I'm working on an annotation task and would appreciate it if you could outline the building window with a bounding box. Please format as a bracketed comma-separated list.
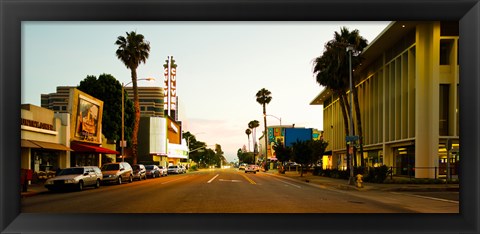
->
[439, 84, 450, 136]
[440, 39, 454, 65]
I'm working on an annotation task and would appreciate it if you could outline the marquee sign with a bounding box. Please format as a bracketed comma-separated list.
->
[163, 56, 177, 119]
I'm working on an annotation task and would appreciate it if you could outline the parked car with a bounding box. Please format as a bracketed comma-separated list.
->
[101, 162, 133, 184]
[132, 164, 147, 181]
[167, 165, 181, 174]
[253, 165, 260, 172]
[44, 166, 102, 191]
[145, 165, 161, 178]
[158, 165, 168, 176]
[245, 164, 257, 174]
[179, 165, 186, 174]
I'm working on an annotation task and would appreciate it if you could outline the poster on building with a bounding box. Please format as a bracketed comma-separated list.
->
[69, 88, 103, 144]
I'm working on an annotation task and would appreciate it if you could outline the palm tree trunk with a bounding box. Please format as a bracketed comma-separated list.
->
[131, 68, 140, 165]
[337, 91, 351, 171]
[344, 92, 358, 167]
[247, 135, 250, 152]
[263, 104, 268, 171]
[352, 84, 365, 168]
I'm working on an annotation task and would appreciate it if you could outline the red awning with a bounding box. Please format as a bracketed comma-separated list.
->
[71, 142, 119, 155]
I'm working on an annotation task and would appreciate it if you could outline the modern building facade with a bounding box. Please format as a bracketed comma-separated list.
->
[41, 86, 164, 117]
[310, 21, 459, 179]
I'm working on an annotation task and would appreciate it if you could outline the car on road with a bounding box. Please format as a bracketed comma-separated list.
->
[158, 165, 168, 176]
[145, 165, 161, 178]
[245, 164, 257, 174]
[239, 163, 247, 170]
[101, 162, 133, 184]
[44, 166, 102, 191]
[167, 165, 181, 174]
[132, 164, 147, 181]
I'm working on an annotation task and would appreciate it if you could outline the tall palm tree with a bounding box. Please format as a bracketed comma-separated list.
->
[115, 31, 151, 165]
[333, 27, 368, 168]
[313, 27, 368, 169]
[256, 88, 272, 170]
[245, 128, 252, 152]
[248, 120, 260, 153]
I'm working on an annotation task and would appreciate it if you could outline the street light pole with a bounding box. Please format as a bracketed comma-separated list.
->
[346, 46, 355, 185]
[121, 77, 155, 162]
[266, 114, 282, 126]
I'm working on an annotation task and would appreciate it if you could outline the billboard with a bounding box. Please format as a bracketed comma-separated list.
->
[284, 128, 313, 147]
[69, 88, 104, 144]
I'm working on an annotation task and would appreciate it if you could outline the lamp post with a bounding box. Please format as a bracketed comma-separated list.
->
[346, 46, 355, 185]
[121, 77, 155, 162]
[266, 114, 282, 126]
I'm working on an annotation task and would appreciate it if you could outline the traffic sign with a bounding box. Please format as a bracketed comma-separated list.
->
[345, 135, 359, 142]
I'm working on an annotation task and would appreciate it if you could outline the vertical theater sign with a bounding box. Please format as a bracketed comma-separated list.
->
[164, 56, 178, 120]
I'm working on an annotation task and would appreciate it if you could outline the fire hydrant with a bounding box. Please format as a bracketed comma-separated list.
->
[356, 174, 363, 188]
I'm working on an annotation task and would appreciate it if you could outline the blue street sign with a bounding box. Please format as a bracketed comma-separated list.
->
[345, 135, 359, 142]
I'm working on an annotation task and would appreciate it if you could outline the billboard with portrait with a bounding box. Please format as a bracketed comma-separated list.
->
[69, 88, 104, 144]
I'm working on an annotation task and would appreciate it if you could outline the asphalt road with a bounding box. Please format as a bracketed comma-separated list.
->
[21, 169, 459, 213]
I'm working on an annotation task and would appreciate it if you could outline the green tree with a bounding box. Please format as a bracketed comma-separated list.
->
[256, 88, 272, 170]
[77, 74, 134, 148]
[291, 140, 313, 177]
[183, 131, 206, 166]
[115, 31, 151, 165]
[310, 139, 329, 167]
[272, 139, 292, 172]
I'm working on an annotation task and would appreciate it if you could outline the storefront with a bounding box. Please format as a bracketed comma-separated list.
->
[67, 88, 118, 167]
[21, 104, 72, 183]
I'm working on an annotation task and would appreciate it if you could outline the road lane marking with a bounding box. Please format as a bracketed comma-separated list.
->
[270, 176, 301, 189]
[390, 192, 459, 204]
[241, 174, 256, 184]
[207, 174, 219, 183]
[219, 179, 241, 183]
[161, 176, 189, 184]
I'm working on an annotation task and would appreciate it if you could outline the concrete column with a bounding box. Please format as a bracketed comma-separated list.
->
[415, 22, 440, 178]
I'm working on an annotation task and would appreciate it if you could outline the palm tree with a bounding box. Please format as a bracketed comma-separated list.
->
[256, 88, 272, 170]
[313, 40, 351, 170]
[313, 27, 368, 169]
[248, 120, 260, 153]
[115, 31, 151, 165]
[333, 27, 368, 168]
[245, 128, 252, 152]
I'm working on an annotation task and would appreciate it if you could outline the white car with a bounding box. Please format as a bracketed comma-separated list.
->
[245, 164, 257, 174]
[167, 165, 181, 174]
[44, 166, 102, 191]
[158, 165, 168, 176]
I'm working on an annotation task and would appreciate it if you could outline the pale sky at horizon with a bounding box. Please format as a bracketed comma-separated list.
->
[22, 21, 391, 162]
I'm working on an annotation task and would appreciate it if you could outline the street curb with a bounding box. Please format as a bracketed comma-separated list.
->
[264, 171, 459, 192]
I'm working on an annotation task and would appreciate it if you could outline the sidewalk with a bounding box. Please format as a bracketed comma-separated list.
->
[21, 182, 49, 198]
[263, 169, 459, 192]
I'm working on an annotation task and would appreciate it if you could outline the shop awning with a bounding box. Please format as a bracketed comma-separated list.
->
[22, 139, 72, 151]
[70, 142, 119, 155]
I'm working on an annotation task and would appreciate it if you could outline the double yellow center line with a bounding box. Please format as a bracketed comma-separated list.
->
[241, 174, 256, 184]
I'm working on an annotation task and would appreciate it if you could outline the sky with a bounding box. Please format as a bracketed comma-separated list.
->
[22, 21, 391, 162]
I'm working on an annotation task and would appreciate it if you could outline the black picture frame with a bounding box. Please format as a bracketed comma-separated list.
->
[1, 0, 479, 233]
